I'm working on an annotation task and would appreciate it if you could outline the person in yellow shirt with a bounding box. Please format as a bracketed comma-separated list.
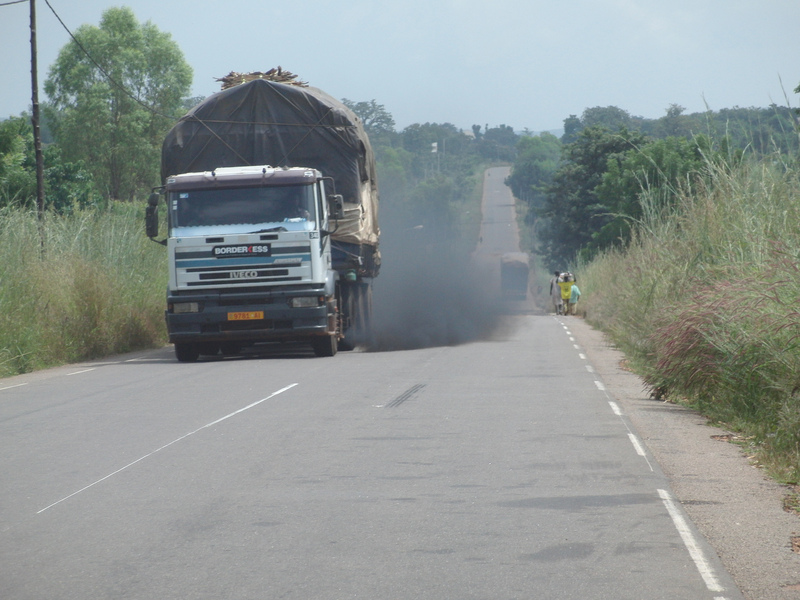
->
[557, 272, 574, 312]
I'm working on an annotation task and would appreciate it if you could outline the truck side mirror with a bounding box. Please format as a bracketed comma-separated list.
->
[145, 193, 160, 238]
[327, 194, 344, 220]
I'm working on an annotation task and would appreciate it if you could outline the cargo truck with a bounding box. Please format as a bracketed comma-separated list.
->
[500, 252, 530, 301]
[145, 75, 379, 361]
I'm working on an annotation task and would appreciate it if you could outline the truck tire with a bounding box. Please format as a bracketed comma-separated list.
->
[338, 283, 356, 351]
[312, 335, 338, 357]
[175, 343, 200, 363]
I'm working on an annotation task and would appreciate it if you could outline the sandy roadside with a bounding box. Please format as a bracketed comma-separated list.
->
[564, 315, 800, 600]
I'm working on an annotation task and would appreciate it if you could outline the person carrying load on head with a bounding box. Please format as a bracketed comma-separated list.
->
[549, 271, 563, 315]
[558, 272, 575, 315]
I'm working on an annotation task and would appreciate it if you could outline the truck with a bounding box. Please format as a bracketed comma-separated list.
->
[500, 252, 529, 301]
[145, 73, 380, 361]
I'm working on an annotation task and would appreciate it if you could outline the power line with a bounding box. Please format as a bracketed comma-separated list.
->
[39, 1, 249, 169]
[0, 0, 28, 7]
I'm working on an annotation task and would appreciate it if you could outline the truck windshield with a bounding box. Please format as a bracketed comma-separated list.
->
[170, 184, 316, 232]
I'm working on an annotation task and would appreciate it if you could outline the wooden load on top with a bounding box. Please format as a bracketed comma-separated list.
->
[215, 67, 308, 90]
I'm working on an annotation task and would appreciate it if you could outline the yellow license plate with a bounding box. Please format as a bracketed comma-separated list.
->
[227, 311, 264, 321]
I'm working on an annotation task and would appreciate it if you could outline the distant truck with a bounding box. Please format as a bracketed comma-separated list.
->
[500, 253, 529, 301]
[146, 74, 379, 361]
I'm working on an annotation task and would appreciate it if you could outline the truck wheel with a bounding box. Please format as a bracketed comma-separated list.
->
[312, 335, 337, 357]
[338, 283, 356, 351]
[175, 343, 199, 363]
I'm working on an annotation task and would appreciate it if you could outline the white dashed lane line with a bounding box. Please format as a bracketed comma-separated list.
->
[557, 316, 732, 599]
[37, 383, 299, 514]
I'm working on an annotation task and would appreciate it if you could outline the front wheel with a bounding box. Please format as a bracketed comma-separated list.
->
[175, 343, 200, 363]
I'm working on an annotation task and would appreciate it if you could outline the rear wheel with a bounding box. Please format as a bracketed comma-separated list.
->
[175, 343, 199, 363]
[338, 283, 356, 351]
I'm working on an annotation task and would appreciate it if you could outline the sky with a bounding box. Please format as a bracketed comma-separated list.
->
[2, 0, 799, 133]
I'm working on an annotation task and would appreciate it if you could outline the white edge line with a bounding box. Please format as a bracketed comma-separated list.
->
[594, 380, 606, 391]
[0, 382, 28, 391]
[658, 488, 725, 593]
[66, 368, 95, 376]
[608, 401, 622, 416]
[37, 383, 298, 514]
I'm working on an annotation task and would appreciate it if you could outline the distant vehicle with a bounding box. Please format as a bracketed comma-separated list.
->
[500, 253, 529, 301]
[146, 74, 379, 361]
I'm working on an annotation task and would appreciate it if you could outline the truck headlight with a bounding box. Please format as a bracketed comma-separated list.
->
[289, 296, 323, 308]
[170, 302, 201, 313]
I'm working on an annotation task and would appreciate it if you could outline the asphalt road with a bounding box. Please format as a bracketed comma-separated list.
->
[0, 167, 748, 599]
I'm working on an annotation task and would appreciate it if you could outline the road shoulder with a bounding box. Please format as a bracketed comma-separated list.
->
[566, 315, 800, 600]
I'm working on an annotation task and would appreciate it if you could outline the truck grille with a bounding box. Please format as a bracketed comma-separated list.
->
[174, 243, 313, 289]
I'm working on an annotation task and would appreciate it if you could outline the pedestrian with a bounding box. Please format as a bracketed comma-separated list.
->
[558, 272, 574, 314]
[567, 280, 581, 315]
[549, 271, 563, 315]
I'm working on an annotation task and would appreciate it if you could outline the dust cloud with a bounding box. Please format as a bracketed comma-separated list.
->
[366, 218, 508, 352]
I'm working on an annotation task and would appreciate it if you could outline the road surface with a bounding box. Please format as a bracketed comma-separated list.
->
[0, 167, 745, 599]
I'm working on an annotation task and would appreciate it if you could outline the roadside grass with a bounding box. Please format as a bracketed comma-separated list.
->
[578, 156, 800, 483]
[0, 203, 167, 378]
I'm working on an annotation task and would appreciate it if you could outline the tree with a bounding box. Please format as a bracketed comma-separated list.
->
[580, 106, 632, 131]
[591, 135, 706, 251]
[0, 115, 95, 211]
[44, 7, 192, 201]
[561, 115, 582, 144]
[477, 124, 518, 161]
[537, 126, 647, 267]
[0, 116, 35, 207]
[506, 132, 561, 212]
[341, 99, 396, 136]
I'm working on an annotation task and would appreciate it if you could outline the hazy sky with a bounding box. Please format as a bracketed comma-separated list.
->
[2, 0, 799, 132]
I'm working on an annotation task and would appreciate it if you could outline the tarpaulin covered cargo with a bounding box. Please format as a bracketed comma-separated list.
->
[161, 78, 379, 249]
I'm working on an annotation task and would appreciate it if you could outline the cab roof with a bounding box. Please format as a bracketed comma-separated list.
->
[165, 166, 321, 191]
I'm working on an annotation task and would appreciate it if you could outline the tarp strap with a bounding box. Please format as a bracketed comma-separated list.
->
[186, 114, 251, 166]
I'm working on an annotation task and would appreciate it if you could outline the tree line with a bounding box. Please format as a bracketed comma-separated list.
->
[0, 5, 516, 243]
[1, 5, 798, 266]
[507, 102, 800, 269]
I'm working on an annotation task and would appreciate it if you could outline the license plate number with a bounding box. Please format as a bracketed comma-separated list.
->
[227, 311, 264, 321]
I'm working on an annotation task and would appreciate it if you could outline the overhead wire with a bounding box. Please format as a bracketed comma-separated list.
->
[42, 0, 174, 120]
[39, 0, 251, 167]
[17, 0, 320, 171]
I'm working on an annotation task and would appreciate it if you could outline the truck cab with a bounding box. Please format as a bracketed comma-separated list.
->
[149, 165, 343, 361]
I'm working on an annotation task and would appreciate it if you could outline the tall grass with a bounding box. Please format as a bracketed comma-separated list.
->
[0, 203, 167, 377]
[578, 156, 800, 482]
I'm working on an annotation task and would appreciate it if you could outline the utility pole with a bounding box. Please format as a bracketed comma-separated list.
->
[29, 0, 46, 246]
